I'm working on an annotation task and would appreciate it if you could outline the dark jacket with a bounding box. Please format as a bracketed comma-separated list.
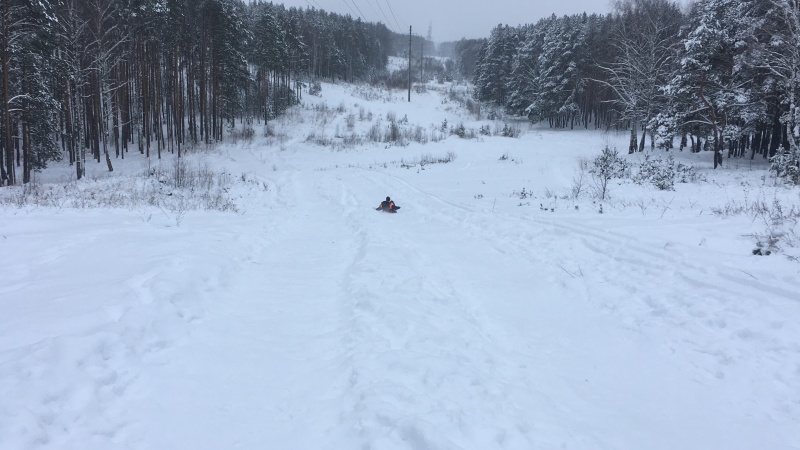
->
[377, 200, 396, 212]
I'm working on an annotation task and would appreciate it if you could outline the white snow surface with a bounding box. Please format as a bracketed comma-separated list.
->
[2, 80, 800, 450]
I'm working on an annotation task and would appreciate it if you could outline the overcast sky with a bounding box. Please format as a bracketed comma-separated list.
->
[271, 0, 617, 42]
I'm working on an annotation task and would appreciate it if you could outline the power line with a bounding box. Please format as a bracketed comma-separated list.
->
[370, 0, 394, 32]
[362, 0, 380, 22]
[383, 0, 402, 32]
[307, 0, 397, 32]
[340, 0, 360, 19]
[348, 0, 369, 23]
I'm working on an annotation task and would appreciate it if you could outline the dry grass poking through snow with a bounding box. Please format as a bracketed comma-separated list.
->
[0, 157, 254, 218]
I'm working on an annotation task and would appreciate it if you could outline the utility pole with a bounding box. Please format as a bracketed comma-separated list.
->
[408, 25, 412, 102]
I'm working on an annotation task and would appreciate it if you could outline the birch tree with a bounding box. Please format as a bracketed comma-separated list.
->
[598, 0, 682, 152]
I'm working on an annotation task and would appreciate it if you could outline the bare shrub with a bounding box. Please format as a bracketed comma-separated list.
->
[465, 98, 481, 119]
[172, 157, 193, 189]
[264, 122, 277, 137]
[590, 146, 630, 200]
[501, 123, 521, 138]
[513, 187, 532, 200]
[0, 158, 242, 214]
[340, 133, 364, 148]
[387, 119, 401, 143]
[419, 151, 456, 166]
[305, 131, 335, 147]
[368, 119, 383, 142]
[408, 125, 428, 144]
[198, 163, 215, 190]
[430, 128, 444, 143]
[712, 192, 800, 255]
[571, 157, 589, 199]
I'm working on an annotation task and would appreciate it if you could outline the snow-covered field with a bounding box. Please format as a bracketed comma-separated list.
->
[2, 79, 800, 450]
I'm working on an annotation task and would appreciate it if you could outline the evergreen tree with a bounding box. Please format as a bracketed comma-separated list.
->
[474, 25, 518, 106]
[453, 38, 485, 80]
[671, 0, 753, 167]
[2, 0, 61, 184]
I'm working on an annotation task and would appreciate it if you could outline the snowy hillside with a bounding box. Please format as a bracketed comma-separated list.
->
[2, 81, 799, 450]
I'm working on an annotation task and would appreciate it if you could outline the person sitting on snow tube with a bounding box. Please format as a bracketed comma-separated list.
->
[376, 196, 399, 213]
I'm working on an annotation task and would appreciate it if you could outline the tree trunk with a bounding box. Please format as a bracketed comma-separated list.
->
[638, 122, 646, 153]
[2, 3, 14, 185]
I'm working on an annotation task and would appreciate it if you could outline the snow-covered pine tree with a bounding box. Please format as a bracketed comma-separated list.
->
[453, 38, 485, 81]
[671, 0, 753, 168]
[474, 25, 518, 107]
[2, 0, 62, 184]
[3, 0, 62, 184]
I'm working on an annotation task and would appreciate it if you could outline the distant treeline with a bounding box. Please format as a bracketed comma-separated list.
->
[0, 0, 403, 185]
[449, 0, 800, 170]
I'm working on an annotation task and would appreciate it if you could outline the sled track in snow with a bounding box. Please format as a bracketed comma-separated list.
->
[352, 167, 800, 439]
[359, 166, 799, 304]
[312, 174, 599, 448]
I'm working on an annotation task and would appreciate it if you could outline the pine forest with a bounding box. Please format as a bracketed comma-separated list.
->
[2, 0, 800, 185]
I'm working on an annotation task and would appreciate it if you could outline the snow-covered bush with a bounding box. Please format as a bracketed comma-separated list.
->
[593, 146, 630, 178]
[501, 123, 521, 138]
[675, 160, 704, 183]
[633, 153, 704, 191]
[771, 146, 800, 185]
[446, 122, 477, 139]
[590, 146, 630, 200]
[653, 113, 677, 150]
[308, 80, 322, 96]
[634, 153, 675, 191]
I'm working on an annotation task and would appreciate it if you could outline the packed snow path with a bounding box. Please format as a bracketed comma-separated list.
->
[3, 151, 800, 449]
